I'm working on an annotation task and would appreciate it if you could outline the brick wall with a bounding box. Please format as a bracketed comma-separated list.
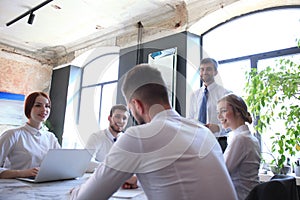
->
[0, 51, 53, 94]
[0, 51, 53, 133]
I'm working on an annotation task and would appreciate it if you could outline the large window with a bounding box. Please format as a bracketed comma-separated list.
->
[191, 7, 300, 162]
[202, 8, 300, 61]
[62, 47, 120, 148]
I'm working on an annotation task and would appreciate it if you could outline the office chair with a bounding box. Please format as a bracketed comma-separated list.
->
[271, 175, 299, 200]
[245, 175, 299, 200]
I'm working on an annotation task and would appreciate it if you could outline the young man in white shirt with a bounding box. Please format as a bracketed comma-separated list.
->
[70, 64, 237, 200]
[85, 104, 129, 172]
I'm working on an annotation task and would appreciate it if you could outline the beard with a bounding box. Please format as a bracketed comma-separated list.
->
[135, 118, 145, 125]
[201, 75, 214, 85]
[132, 114, 145, 125]
[110, 123, 123, 133]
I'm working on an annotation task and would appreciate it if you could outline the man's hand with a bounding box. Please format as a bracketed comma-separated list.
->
[205, 123, 220, 134]
[122, 175, 138, 189]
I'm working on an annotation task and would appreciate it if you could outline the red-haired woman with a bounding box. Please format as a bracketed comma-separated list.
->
[0, 92, 61, 179]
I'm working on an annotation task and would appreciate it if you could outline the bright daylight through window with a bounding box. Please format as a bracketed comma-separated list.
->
[201, 7, 300, 168]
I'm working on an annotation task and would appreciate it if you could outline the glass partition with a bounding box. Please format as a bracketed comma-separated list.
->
[148, 47, 177, 107]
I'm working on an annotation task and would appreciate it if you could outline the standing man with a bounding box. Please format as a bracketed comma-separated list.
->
[70, 64, 237, 200]
[85, 104, 129, 172]
[189, 58, 231, 152]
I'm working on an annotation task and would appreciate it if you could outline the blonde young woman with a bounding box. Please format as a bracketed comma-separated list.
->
[0, 92, 61, 179]
[217, 93, 260, 200]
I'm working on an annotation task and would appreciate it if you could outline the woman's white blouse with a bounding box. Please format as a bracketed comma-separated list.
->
[224, 125, 261, 200]
[0, 123, 61, 173]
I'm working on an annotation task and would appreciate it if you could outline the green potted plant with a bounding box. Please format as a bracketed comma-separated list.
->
[244, 56, 300, 174]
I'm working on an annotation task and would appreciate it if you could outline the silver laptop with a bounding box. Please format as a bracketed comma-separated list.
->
[18, 149, 92, 183]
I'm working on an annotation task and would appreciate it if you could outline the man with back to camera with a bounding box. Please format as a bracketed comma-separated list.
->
[70, 64, 237, 200]
[189, 58, 231, 152]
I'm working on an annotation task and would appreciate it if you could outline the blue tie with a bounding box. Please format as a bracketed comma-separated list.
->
[198, 87, 208, 124]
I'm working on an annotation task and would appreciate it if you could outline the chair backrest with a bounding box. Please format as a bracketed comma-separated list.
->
[246, 175, 299, 200]
[271, 175, 299, 200]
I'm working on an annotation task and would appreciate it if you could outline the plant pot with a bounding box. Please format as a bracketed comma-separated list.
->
[280, 166, 291, 175]
[270, 165, 291, 175]
[270, 165, 280, 174]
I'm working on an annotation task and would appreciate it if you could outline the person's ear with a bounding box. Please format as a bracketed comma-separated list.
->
[132, 99, 144, 115]
[214, 70, 218, 76]
[108, 115, 112, 121]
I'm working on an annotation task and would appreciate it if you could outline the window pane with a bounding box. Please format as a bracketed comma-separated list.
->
[217, 59, 251, 97]
[202, 8, 300, 60]
[258, 53, 300, 71]
[257, 53, 300, 163]
[82, 53, 119, 86]
[77, 87, 102, 146]
[99, 82, 118, 129]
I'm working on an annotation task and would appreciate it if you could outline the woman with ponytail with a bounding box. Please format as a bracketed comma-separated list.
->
[217, 93, 260, 200]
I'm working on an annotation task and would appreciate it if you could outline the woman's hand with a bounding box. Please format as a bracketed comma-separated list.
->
[19, 167, 39, 178]
[0, 167, 39, 179]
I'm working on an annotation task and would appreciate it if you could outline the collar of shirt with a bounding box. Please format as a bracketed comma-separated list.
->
[105, 128, 122, 142]
[227, 124, 250, 144]
[123, 109, 179, 139]
[24, 123, 42, 136]
[234, 124, 250, 134]
[205, 81, 218, 91]
[151, 109, 179, 122]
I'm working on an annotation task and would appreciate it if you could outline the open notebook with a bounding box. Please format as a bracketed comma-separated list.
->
[18, 149, 92, 183]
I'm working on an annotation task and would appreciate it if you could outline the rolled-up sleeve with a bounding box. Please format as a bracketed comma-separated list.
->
[70, 163, 133, 200]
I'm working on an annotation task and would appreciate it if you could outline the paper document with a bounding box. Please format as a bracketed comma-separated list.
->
[112, 188, 144, 199]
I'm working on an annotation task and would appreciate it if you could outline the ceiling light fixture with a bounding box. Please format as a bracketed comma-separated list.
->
[27, 12, 35, 25]
[6, 0, 53, 26]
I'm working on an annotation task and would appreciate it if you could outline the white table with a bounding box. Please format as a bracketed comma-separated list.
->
[0, 174, 147, 200]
